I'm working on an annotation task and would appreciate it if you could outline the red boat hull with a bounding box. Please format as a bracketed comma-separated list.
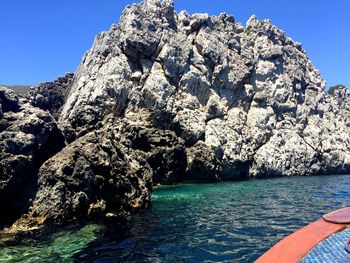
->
[256, 208, 350, 263]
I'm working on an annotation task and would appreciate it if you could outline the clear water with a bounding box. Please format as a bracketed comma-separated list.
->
[0, 224, 105, 263]
[1, 175, 350, 263]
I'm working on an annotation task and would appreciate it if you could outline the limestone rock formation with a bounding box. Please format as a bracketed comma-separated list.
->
[12, 118, 153, 229]
[28, 73, 74, 120]
[3, 0, 350, 229]
[12, 113, 187, 229]
[58, 0, 350, 181]
[128, 124, 187, 185]
[328, 86, 350, 128]
[0, 87, 65, 226]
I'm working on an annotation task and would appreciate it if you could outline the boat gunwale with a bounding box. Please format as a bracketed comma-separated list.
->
[256, 207, 350, 263]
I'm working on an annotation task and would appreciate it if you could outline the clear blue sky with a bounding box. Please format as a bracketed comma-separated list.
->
[0, 0, 349, 88]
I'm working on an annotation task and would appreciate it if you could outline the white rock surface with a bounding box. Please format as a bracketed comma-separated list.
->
[58, 0, 350, 179]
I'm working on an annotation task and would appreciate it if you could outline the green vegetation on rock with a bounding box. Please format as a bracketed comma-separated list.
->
[328, 84, 347, 95]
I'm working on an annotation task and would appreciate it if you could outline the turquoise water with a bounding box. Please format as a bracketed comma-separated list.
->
[1, 175, 350, 262]
[0, 224, 105, 262]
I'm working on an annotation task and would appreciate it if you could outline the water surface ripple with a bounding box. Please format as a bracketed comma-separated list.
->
[1, 175, 350, 262]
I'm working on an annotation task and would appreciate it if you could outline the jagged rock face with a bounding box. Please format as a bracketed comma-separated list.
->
[3, 0, 350, 231]
[307, 89, 350, 173]
[126, 124, 187, 185]
[28, 73, 74, 120]
[12, 113, 191, 228]
[0, 87, 20, 115]
[185, 141, 221, 182]
[58, 0, 350, 181]
[0, 87, 65, 226]
[12, 118, 154, 229]
[328, 87, 350, 129]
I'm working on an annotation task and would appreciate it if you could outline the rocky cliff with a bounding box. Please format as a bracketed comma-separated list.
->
[0, 87, 65, 227]
[59, 0, 350, 179]
[1, 0, 350, 230]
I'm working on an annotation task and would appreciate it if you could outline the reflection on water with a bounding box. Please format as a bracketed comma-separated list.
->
[1, 175, 350, 262]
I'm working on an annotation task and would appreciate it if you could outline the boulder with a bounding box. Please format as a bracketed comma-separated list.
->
[12, 120, 153, 230]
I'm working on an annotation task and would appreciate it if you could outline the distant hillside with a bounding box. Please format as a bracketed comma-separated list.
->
[0, 85, 32, 95]
[328, 84, 348, 95]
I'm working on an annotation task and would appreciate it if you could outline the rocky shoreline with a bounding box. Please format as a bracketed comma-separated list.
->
[1, 0, 349, 231]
